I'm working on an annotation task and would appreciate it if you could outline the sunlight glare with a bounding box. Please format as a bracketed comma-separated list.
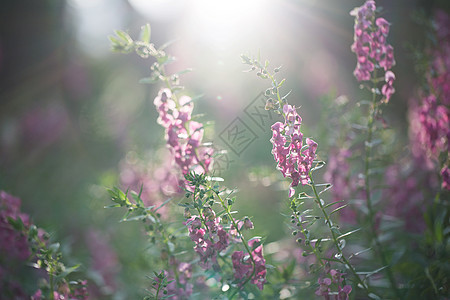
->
[187, 0, 267, 50]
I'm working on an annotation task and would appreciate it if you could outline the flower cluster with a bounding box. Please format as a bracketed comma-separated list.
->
[184, 211, 229, 270]
[270, 104, 318, 197]
[410, 95, 449, 161]
[165, 260, 193, 299]
[154, 88, 213, 177]
[1, 191, 88, 299]
[32, 281, 88, 300]
[350, 0, 396, 102]
[119, 152, 182, 215]
[315, 269, 352, 300]
[231, 239, 267, 290]
[0, 191, 31, 261]
[408, 11, 450, 190]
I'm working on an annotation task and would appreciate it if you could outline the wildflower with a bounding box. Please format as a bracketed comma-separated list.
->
[153, 88, 214, 178]
[0, 191, 31, 260]
[165, 261, 193, 299]
[315, 277, 331, 297]
[184, 212, 229, 270]
[231, 239, 266, 290]
[381, 71, 395, 102]
[350, 0, 396, 102]
[315, 269, 352, 300]
[270, 105, 318, 197]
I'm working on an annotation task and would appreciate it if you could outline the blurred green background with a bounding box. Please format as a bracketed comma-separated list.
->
[0, 0, 449, 298]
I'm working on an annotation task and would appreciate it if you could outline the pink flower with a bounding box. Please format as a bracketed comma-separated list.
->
[0, 191, 31, 261]
[231, 239, 266, 290]
[270, 105, 317, 197]
[184, 213, 230, 270]
[315, 277, 331, 297]
[441, 165, 450, 190]
[315, 269, 352, 299]
[381, 70, 396, 102]
[153, 88, 214, 180]
[164, 261, 194, 299]
[350, 1, 396, 100]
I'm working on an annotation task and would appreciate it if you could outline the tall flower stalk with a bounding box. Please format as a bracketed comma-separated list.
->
[242, 54, 374, 298]
[350, 1, 401, 298]
[109, 25, 266, 297]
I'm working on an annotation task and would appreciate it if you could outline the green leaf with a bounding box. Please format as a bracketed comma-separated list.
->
[330, 204, 348, 215]
[158, 39, 177, 51]
[49, 243, 60, 254]
[350, 247, 372, 258]
[281, 90, 292, 100]
[323, 199, 345, 209]
[337, 228, 361, 240]
[158, 55, 176, 66]
[56, 264, 80, 279]
[331, 226, 341, 236]
[155, 198, 172, 212]
[114, 30, 132, 44]
[367, 293, 381, 300]
[176, 68, 193, 76]
[278, 78, 286, 88]
[7, 216, 25, 231]
[311, 162, 326, 172]
[121, 210, 132, 222]
[122, 215, 147, 222]
[207, 176, 224, 182]
[357, 265, 388, 278]
[104, 204, 121, 209]
[178, 203, 193, 208]
[140, 24, 151, 44]
[131, 192, 144, 208]
[298, 192, 312, 199]
[139, 77, 159, 84]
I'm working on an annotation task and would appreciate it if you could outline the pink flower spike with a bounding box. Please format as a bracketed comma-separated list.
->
[376, 18, 390, 35]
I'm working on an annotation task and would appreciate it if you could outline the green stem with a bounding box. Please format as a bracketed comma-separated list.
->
[310, 175, 370, 293]
[211, 188, 256, 299]
[49, 273, 55, 300]
[364, 76, 402, 299]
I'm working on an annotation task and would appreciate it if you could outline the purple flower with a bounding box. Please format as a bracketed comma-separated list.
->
[270, 105, 317, 197]
[184, 212, 230, 270]
[153, 88, 214, 180]
[164, 261, 194, 299]
[315, 269, 352, 299]
[315, 277, 331, 297]
[410, 95, 449, 162]
[337, 285, 352, 300]
[381, 70, 396, 102]
[350, 0, 396, 101]
[231, 238, 267, 290]
[441, 165, 450, 190]
[231, 251, 252, 280]
[0, 191, 31, 261]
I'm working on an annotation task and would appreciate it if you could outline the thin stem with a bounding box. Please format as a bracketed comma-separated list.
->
[155, 281, 161, 300]
[363, 74, 402, 299]
[211, 188, 256, 299]
[310, 175, 370, 293]
[49, 273, 55, 300]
